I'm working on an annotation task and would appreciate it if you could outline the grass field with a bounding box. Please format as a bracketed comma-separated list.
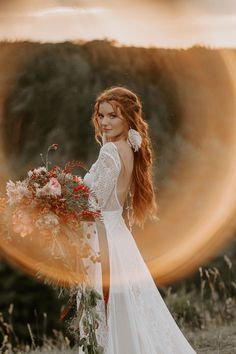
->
[186, 323, 236, 354]
[1, 253, 235, 353]
[1, 323, 235, 353]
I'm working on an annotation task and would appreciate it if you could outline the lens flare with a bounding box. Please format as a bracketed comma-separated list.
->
[0, 46, 235, 287]
[136, 49, 236, 285]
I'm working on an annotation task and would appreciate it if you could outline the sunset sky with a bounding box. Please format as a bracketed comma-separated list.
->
[0, 0, 235, 48]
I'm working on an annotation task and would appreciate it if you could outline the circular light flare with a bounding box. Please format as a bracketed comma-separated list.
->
[0, 50, 235, 287]
[137, 49, 236, 285]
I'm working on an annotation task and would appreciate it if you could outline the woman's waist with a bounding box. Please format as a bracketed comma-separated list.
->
[101, 207, 123, 217]
[100, 208, 124, 226]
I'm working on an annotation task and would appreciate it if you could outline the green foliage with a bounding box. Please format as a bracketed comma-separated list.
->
[162, 286, 202, 329]
[2, 40, 183, 179]
[0, 259, 67, 346]
[162, 246, 236, 330]
[67, 285, 104, 353]
[4, 43, 96, 171]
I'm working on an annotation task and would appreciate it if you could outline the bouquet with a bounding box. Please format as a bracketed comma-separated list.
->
[3, 144, 105, 353]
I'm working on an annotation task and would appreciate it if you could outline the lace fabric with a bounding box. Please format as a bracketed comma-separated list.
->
[84, 142, 122, 212]
[77, 142, 197, 354]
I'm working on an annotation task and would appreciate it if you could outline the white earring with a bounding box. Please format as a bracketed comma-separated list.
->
[127, 128, 142, 152]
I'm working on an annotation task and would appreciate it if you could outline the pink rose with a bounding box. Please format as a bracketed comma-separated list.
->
[37, 177, 62, 197]
[47, 177, 62, 196]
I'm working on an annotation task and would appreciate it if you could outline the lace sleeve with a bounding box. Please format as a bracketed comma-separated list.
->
[89, 143, 121, 211]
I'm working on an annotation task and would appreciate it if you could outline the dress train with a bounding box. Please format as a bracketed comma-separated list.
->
[77, 142, 197, 354]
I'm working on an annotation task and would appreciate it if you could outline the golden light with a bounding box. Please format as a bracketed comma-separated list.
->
[137, 49, 236, 284]
[0, 1, 235, 288]
[0, 1, 235, 48]
[31, 7, 109, 17]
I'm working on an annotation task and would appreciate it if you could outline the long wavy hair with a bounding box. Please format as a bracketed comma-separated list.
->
[91, 86, 158, 228]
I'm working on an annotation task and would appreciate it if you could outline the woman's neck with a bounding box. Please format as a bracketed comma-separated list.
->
[108, 134, 128, 143]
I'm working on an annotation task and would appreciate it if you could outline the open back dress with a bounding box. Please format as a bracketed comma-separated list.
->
[78, 141, 197, 354]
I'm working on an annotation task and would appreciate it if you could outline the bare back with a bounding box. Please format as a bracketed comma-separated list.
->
[112, 141, 134, 208]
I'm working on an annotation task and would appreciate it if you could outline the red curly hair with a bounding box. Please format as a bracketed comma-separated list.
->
[91, 86, 158, 228]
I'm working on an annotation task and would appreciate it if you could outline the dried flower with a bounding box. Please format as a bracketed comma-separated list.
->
[36, 177, 62, 197]
[35, 212, 59, 229]
[12, 209, 34, 237]
[4, 144, 104, 353]
[50, 144, 59, 151]
[6, 180, 31, 206]
[32, 167, 47, 176]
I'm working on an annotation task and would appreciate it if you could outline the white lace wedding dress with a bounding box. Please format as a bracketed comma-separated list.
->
[78, 141, 197, 354]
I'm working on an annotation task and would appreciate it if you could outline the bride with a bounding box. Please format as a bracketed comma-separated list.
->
[77, 86, 197, 353]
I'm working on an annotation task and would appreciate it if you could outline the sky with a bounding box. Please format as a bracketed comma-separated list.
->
[0, 0, 235, 48]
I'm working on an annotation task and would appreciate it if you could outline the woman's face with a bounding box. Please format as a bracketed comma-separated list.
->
[97, 101, 129, 142]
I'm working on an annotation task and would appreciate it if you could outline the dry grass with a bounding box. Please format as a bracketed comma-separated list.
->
[1, 324, 236, 353]
[1, 253, 236, 353]
[186, 322, 236, 354]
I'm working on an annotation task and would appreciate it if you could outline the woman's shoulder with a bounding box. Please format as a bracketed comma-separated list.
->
[110, 140, 133, 154]
[100, 140, 133, 166]
[99, 142, 121, 167]
[100, 141, 117, 155]
[100, 140, 134, 159]
[111, 141, 134, 165]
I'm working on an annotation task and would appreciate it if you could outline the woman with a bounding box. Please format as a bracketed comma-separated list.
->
[79, 86, 197, 353]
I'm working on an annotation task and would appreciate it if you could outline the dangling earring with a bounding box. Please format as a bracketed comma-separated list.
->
[127, 127, 142, 152]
